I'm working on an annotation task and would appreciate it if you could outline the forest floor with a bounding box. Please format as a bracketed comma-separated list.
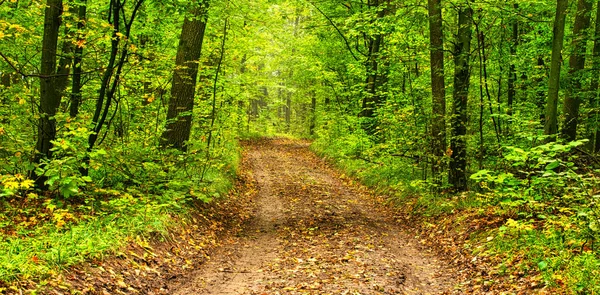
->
[15, 138, 550, 294]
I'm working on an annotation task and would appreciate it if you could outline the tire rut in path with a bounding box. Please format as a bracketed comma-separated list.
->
[172, 139, 455, 294]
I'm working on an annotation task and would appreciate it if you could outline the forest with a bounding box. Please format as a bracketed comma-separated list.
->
[1, 0, 600, 293]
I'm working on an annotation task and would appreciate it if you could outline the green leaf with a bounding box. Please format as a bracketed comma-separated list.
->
[545, 161, 560, 171]
[538, 260, 548, 271]
[589, 221, 599, 232]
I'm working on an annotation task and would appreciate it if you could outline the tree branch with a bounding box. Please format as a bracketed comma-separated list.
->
[305, 0, 361, 62]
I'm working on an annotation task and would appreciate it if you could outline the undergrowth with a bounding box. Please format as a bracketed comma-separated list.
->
[0, 130, 241, 287]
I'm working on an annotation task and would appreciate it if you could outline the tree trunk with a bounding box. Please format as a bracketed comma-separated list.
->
[310, 92, 316, 136]
[87, 0, 144, 155]
[34, 0, 63, 188]
[285, 90, 291, 132]
[69, 1, 87, 118]
[536, 56, 547, 123]
[54, 5, 79, 99]
[589, 1, 600, 151]
[544, 0, 569, 138]
[1, 73, 10, 106]
[427, 0, 446, 183]
[507, 4, 519, 129]
[160, 4, 209, 151]
[449, 6, 473, 192]
[360, 0, 386, 134]
[562, 0, 592, 141]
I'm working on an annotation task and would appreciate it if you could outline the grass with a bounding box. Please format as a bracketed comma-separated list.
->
[0, 195, 172, 282]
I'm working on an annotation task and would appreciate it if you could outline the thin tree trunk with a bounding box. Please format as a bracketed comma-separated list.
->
[589, 1, 600, 151]
[427, 0, 446, 184]
[449, 6, 473, 192]
[310, 91, 316, 136]
[205, 19, 227, 163]
[285, 90, 291, 132]
[536, 57, 547, 123]
[562, 0, 593, 141]
[69, 1, 87, 118]
[360, 0, 386, 134]
[507, 4, 519, 131]
[34, 0, 63, 188]
[475, 23, 501, 143]
[160, 3, 209, 151]
[477, 30, 485, 170]
[544, 0, 569, 138]
[84, 0, 144, 177]
[54, 5, 79, 98]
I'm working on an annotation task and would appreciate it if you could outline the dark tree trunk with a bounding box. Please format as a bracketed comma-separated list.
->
[360, 0, 386, 134]
[427, 0, 446, 182]
[562, 0, 593, 141]
[1, 73, 10, 106]
[69, 1, 87, 118]
[86, 0, 144, 169]
[449, 6, 473, 192]
[361, 35, 383, 118]
[54, 5, 79, 98]
[589, 1, 600, 151]
[34, 0, 63, 188]
[310, 92, 316, 136]
[536, 56, 547, 123]
[545, 0, 569, 138]
[285, 91, 291, 132]
[1, 73, 10, 89]
[507, 4, 519, 127]
[160, 4, 209, 151]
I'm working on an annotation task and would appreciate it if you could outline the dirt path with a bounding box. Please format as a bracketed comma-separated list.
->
[171, 138, 455, 294]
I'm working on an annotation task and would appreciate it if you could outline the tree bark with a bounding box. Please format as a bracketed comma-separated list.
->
[360, 0, 386, 135]
[1, 73, 10, 106]
[449, 6, 473, 192]
[427, 0, 446, 182]
[310, 92, 316, 136]
[544, 0, 569, 138]
[507, 4, 518, 128]
[160, 3, 209, 151]
[54, 5, 79, 98]
[34, 0, 63, 188]
[69, 1, 87, 118]
[562, 0, 592, 141]
[285, 90, 291, 132]
[589, 1, 600, 151]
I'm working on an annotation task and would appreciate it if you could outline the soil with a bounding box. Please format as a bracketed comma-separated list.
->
[169, 138, 456, 294]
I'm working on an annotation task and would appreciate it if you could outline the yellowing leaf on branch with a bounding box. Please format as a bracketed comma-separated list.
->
[76, 39, 86, 48]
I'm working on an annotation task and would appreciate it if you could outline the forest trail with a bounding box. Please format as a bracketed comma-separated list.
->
[171, 138, 456, 294]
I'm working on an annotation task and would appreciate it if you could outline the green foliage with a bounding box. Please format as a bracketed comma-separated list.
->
[0, 193, 172, 281]
[35, 117, 94, 198]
